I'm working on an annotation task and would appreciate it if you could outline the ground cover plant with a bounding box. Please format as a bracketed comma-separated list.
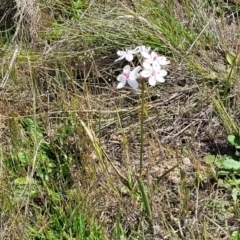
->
[1, 0, 240, 239]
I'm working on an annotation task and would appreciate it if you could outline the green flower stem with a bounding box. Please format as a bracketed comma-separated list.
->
[224, 64, 234, 107]
[140, 79, 145, 176]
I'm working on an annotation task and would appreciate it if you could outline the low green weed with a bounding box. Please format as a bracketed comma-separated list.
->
[1, 115, 105, 239]
[205, 129, 240, 188]
[223, 49, 240, 106]
[71, 0, 88, 20]
[232, 230, 240, 240]
[27, 205, 105, 239]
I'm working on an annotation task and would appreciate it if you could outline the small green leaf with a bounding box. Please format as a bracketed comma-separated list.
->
[231, 188, 238, 203]
[14, 176, 35, 185]
[228, 134, 240, 148]
[218, 170, 230, 176]
[232, 230, 240, 240]
[204, 155, 221, 167]
[226, 53, 235, 66]
[22, 118, 43, 140]
[236, 150, 240, 156]
[228, 135, 235, 145]
[137, 179, 152, 223]
[61, 163, 70, 176]
[221, 158, 240, 170]
[225, 178, 240, 186]
[218, 178, 235, 188]
[204, 155, 217, 163]
[17, 152, 30, 163]
[205, 71, 217, 80]
[47, 189, 60, 204]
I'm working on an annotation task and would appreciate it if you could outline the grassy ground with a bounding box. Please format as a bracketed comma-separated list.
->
[1, 0, 240, 239]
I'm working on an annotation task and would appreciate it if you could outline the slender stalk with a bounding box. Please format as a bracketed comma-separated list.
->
[139, 79, 145, 176]
[224, 42, 240, 106]
[138, 81, 154, 232]
[224, 64, 234, 107]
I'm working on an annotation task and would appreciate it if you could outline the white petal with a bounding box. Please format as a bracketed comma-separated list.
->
[129, 74, 139, 82]
[142, 46, 151, 53]
[141, 51, 150, 59]
[133, 46, 141, 53]
[132, 66, 141, 75]
[129, 68, 140, 80]
[132, 47, 140, 54]
[158, 56, 170, 65]
[125, 54, 134, 62]
[143, 61, 151, 70]
[148, 76, 156, 86]
[117, 79, 126, 89]
[117, 74, 126, 82]
[158, 69, 167, 76]
[115, 55, 125, 62]
[128, 79, 138, 89]
[140, 69, 151, 78]
[146, 46, 151, 52]
[152, 62, 161, 70]
[156, 75, 165, 83]
[117, 50, 124, 56]
[128, 68, 140, 81]
[123, 65, 131, 72]
[138, 45, 151, 54]
[151, 51, 158, 58]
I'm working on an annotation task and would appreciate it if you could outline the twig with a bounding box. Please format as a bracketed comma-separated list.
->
[204, 215, 231, 239]
[0, 46, 19, 89]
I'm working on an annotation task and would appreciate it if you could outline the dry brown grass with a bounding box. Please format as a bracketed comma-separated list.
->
[12, 0, 41, 43]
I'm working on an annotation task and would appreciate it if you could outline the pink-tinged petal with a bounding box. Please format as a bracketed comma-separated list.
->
[152, 62, 161, 70]
[156, 75, 165, 83]
[117, 74, 126, 82]
[128, 79, 138, 89]
[151, 51, 158, 58]
[148, 76, 156, 86]
[158, 69, 167, 77]
[117, 79, 126, 89]
[158, 56, 170, 65]
[151, 51, 159, 63]
[140, 69, 151, 78]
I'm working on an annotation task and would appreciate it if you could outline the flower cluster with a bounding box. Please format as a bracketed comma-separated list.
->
[115, 46, 170, 89]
